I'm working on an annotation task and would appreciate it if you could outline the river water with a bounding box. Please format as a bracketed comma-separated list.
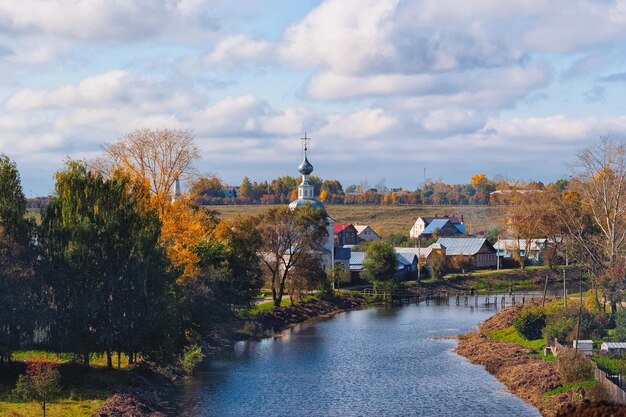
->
[175, 303, 541, 417]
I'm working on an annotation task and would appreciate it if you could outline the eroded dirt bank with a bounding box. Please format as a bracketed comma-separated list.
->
[455, 306, 588, 417]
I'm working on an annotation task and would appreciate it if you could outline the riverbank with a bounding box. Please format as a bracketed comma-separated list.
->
[414, 266, 584, 295]
[91, 293, 366, 417]
[454, 305, 599, 417]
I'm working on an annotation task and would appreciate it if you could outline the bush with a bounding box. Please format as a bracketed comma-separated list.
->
[181, 344, 205, 374]
[556, 349, 593, 384]
[514, 308, 547, 340]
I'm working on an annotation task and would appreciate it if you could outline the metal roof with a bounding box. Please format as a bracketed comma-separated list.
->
[494, 239, 548, 251]
[454, 224, 466, 234]
[349, 251, 365, 266]
[422, 218, 451, 234]
[437, 237, 491, 255]
[601, 342, 626, 348]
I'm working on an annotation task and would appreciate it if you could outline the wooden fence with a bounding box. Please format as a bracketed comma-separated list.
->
[547, 338, 626, 404]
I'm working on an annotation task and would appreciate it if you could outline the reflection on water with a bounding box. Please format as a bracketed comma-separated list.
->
[175, 303, 541, 417]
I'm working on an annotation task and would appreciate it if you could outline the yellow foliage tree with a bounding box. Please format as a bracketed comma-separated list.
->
[390, 191, 398, 205]
[319, 189, 328, 202]
[160, 196, 217, 281]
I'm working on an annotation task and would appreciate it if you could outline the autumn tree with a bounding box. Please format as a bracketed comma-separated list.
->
[504, 191, 546, 270]
[97, 128, 200, 215]
[566, 138, 626, 267]
[470, 173, 495, 194]
[190, 175, 225, 204]
[429, 252, 448, 280]
[257, 205, 328, 307]
[161, 197, 218, 281]
[451, 255, 474, 275]
[13, 361, 61, 417]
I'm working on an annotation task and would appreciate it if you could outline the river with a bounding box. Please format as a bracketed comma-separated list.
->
[175, 302, 541, 417]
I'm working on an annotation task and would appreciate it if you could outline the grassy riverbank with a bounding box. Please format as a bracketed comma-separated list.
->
[1, 293, 365, 417]
[406, 266, 582, 295]
[454, 303, 607, 417]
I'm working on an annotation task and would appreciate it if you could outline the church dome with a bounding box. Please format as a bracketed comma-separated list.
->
[298, 155, 314, 175]
[289, 198, 326, 213]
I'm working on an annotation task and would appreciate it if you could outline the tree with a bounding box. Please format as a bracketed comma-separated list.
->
[363, 241, 397, 282]
[319, 189, 328, 203]
[429, 252, 448, 280]
[40, 162, 178, 366]
[190, 175, 225, 203]
[327, 262, 351, 290]
[239, 176, 252, 200]
[0, 155, 36, 361]
[0, 154, 29, 244]
[12, 361, 61, 417]
[160, 197, 218, 281]
[257, 205, 328, 307]
[0, 226, 37, 362]
[451, 255, 474, 275]
[567, 138, 626, 268]
[96, 128, 200, 215]
[212, 216, 264, 309]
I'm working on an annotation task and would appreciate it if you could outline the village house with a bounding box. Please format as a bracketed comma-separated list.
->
[409, 214, 466, 239]
[354, 224, 381, 242]
[334, 223, 359, 247]
[494, 238, 549, 264]
[434, 237, 497, 268]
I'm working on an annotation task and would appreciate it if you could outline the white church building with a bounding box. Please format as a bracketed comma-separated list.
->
[288, 136, 335, 270]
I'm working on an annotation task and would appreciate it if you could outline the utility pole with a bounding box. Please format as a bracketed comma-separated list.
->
[575, 271, 583, 354]
[563, 267, 567, 307]
[496, 234, 500, 272]
[417, 238, 421, 283]
[542, 274, 549, 308]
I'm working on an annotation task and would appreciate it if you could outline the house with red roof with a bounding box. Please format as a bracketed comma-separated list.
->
[334, 223, 359, 247]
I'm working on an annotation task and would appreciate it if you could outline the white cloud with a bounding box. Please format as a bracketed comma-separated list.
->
[319, 108, 397, 139]
[280, 0, 400, 73]
[0, 0, 218, 41]
[202, 35, 274, 66]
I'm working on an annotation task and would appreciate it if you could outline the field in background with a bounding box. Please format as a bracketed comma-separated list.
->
[213, 204, 505, 236]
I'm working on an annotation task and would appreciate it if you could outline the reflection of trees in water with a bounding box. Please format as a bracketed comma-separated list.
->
[373, 305, 401, 319]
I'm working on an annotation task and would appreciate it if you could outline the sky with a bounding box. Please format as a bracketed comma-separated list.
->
[3, 0, 626, 196]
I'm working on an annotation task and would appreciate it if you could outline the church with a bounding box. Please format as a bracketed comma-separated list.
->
[288, 135, 335, 270]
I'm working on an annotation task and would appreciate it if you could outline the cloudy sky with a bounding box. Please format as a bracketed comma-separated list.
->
[3, 0, 626, 196]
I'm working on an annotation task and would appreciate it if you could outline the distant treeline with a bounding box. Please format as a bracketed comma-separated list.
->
[188, 173, 569, 206]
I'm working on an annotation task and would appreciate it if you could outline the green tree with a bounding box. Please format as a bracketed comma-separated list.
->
[0, 155, 37, 361]
[0, 154, 29, 244]
[363, 241, 397, 282]
[39, 161, 178, 366]
[257, 205, 328, 307]
[328, 262, 351, 290]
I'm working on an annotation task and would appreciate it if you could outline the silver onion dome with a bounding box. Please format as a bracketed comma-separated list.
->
[298, 155, 314, 175]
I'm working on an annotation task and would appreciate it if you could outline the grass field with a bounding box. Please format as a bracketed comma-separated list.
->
[213, 204, 504, 236]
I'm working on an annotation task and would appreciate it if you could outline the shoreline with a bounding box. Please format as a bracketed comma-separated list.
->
[454, 305, 592, 417]
[95, 293, 367, 417]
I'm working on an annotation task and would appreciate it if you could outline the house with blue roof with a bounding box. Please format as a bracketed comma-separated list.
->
[409, 214, 466, 239]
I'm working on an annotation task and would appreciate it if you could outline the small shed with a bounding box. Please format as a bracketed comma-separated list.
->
[573, 340, 594, 356]
[601, 342, 626, 356]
